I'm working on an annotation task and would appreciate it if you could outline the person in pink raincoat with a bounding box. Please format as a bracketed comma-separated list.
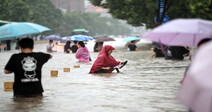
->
[75, 41, 91, 62]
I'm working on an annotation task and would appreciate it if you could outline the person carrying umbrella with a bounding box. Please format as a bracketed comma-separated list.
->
[4, 38, 52, 97]
[47, 40, 56, 53]
[178, 38, 212, 112]
[128, 40, 137, 51]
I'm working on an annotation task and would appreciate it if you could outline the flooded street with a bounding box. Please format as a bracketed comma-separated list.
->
[0, 39, 189, 112]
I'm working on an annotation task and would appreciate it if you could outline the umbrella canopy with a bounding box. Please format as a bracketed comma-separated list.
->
[72, 29, 89, 32]
[0, 22, 50, 40]
[67, 35, 94, 41]
[0, 20, 10, 26]
[141, 18, 212, 47]
[44, 35, 61, 41]
[177, 41, 212, 112]
[95, 37, 115, 42]
[123, 36, 140, 41]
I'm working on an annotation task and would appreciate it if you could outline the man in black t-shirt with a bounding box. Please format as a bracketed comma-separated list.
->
[4, 38, 52, 97]
[71, 41, 78, 53]
[152, 46, 165, 58]
[128, 40, 137, 51]
[169, 46, 190, 60]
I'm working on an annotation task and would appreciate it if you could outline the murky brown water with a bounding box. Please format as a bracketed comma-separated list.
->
[0, 40, 189, 112]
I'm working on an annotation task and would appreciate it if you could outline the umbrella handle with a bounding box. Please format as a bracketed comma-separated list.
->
[115, 68, 120, 73]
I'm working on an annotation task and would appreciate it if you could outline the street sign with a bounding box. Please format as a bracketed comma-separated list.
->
[159, 0, 165, 17]
[154, 15, 169, 24]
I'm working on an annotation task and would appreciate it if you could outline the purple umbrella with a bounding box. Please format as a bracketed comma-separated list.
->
[141, 18, 212, 47]
[44, 35, 61, 40]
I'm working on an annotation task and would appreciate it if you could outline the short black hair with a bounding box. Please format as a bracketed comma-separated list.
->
[78, 41, 85, 47]
[19, 38, 34, 49]
[197, 38, 211, 47]
[73, 41, 78, 44]
[49, 40, 53, 42]
[131, 40, 135, 43]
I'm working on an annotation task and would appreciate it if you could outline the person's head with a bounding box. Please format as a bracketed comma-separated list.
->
[107, 50, 113, 55]
[49, 40, 53, 43]
[78, 41, 85, 48]
[101, 45, 115, 55]
[99, 42, 104, 45]
[131, 40, 135, 43]
[65, 41, 71, 46]
[73, 41, 78, 45]
[197, 38, 211, 48]
[19, 38, 34, 49]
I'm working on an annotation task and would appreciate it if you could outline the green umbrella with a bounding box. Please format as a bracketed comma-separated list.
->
[72, 29, 89, 32]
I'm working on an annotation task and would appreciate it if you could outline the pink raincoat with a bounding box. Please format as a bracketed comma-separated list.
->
[75, 47, 90, 62]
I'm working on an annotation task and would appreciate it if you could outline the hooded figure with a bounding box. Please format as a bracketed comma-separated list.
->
[89, 45, 120, 73]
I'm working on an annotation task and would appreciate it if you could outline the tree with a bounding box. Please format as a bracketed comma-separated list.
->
[0, 0, 31, 22]
[89, 0, 212, 28]
[188, 0, 212, 19]
[26, 0, 63, 33]
[60, 12, 132, 36]
[0, 0, 63, 33]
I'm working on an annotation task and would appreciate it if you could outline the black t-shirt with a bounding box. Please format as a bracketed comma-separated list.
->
[169, 46, 190, 60]
[71, 45, 78, 53]
[5, 52, 51, 96]
[128, 44, 137, 51]
[153, 47, 165, 57]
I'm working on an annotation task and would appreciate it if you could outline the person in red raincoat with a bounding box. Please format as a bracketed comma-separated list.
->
[89, 45, 120, 73]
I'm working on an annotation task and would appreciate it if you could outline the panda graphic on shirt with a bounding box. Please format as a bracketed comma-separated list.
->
[21, 56, 39, 82]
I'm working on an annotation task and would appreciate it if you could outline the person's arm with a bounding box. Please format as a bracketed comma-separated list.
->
[4, 69, 13, 74]
[75, 49, 82, 59]
[4, 54, 15, 74]
[151, 52, 156, 57]
[48, 44, 54, 49]
[40, 53, 53, 63]
[101, 67, 110, 69]
[49, 54, 53, 59]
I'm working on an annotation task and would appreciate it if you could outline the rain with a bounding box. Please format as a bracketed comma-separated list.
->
[1, 0, 212, 112]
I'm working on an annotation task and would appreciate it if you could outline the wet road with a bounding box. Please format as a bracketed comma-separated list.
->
[0, 39, 189, 112]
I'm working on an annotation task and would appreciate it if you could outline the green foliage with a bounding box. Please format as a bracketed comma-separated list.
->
[89, 0, 212, 28]
[60, 12, 132, 36]
[0, 0, 63, 33]
[188, 0, 212, 19]
[0, 0, 31, 21]
[25, 0, 63, 32]
[0, 0, 132, 36]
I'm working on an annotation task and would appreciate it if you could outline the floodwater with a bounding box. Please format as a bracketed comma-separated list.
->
[0, 39, 189, 112]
